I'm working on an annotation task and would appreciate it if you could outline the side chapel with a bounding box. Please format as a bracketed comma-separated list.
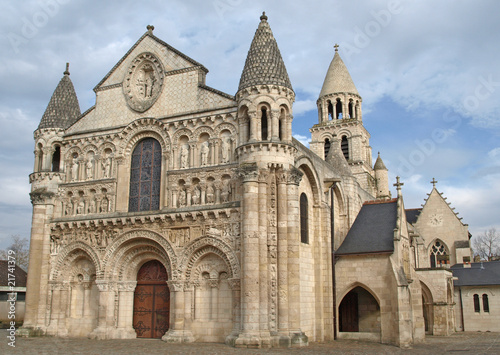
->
[21, 13, 472, 348]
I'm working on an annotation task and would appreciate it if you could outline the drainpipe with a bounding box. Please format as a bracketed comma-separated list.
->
[330, 183, 337, 340]
[459, 286, 465, 331]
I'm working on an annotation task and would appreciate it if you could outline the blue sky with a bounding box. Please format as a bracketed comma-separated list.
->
[1, 0, 499, 248]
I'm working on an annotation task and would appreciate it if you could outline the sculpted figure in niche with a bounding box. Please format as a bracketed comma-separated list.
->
[77, 200, 85, 215]
[221, 180, 231, 203]
[88, 199, 96, 214]
[136, 65, 155, 99]
[102, 157, 111, 178]
[178, 188, 186, 207]
[71, 158, 79, 182]
[200, 141, 209, 166]
[65, 200, 73, 216]
[86, 159, 94, 180]
[221, 138, 230, 163]
[206, 183, 215, 204]
[192, 187, 201, 205]
[180, 144, 189, 169]
[100, 197, 109, 213]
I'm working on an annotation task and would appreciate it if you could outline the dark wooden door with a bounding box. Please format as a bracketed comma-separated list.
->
[339, 291, 358, 332]
[133, 260, 169, 338]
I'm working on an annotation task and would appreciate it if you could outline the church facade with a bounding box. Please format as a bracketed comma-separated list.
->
[21, 14, 471, 348]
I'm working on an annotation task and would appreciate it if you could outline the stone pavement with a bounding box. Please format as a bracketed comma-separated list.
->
[1, 330, 499, 354]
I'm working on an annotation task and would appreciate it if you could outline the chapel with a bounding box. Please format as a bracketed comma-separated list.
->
[20, 13, 472, 348]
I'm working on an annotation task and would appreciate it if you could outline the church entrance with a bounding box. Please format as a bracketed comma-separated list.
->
[339, 286, 380, 334]
[339, 290, 358, 332]
[133, 260, 170, 338]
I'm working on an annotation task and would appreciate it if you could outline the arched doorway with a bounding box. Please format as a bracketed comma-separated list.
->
[421, 282, 434, 334]
[133, 260, 170, 338]
[339, 286, 380, 333]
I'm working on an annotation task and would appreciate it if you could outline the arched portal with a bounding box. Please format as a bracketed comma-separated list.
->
[339, 286, 380, 333]
[133, 260, 170, 338]
[421, 282, 434, 334]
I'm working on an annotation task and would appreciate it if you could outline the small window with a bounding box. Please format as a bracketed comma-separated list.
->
[52, 146, 61, 172]
[473, 294, 480, 312]
[483, 294, 489, 312]
[300, 193, 309, 244]
[261, 108, 268, 141]
[341, 136, 349, 160]
[328, 101, 333, 120]
[336, 98, 342, 119]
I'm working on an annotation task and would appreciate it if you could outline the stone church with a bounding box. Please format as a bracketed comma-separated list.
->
[21, 13, 472, 348]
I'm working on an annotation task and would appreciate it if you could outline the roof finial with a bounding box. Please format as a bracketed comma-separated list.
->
[334, 43, 339, 52]
[64, 62, 70, 76]
[431, 177, 438, 187]
[260, 11, 268, 21]
[147, 25, 154, 34]
[393, 176, 404, 196]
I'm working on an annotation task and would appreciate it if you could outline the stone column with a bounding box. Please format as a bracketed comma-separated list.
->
[58, 282, 70, 336]
[84, 282, 92, 318]
[46, 282, 60, 335]
[235, 164, 261, 348]
[256, 110, 262, 141]
[214, 141, 220, 165]
[249, 111, 257, 142]
[208, 279, 219, 320]
[287, 167, 307, 346]
[89, 281, 115, 340]
[116, 281, 137, 339]
[184, 282, 194, 334]
[162, 280, 194, 343]
[276, 169, 290, 345]
[258, 170, 270, 346]
[271, 110, 280, 141]
[225, 278, 241, 346]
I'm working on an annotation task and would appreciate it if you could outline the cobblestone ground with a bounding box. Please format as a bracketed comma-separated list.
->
[1, 330, 499, 355]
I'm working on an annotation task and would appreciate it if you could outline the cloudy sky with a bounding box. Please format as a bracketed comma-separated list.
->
[1, 0, 499, 249]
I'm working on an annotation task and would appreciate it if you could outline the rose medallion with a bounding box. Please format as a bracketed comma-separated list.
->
[123, 52, 164, 112]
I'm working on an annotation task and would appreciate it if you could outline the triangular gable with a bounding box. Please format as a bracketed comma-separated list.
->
[417, 188, 466, 228]
[94, 31, 208, 92]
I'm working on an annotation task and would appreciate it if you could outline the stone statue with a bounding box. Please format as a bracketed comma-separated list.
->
[65, 200, 73, 216]
[200, 141, 209, 166]
[192, 187, 201, 205]
[221, 138, 230, 163]
[77, 200, 85, 215]
[180, 144, 189, 169]
[86, 159, 94, 180]
[221, 180, 231, 203]
[178, 188, 186, 207]
[102, 157, 111, 178]
[206, 183, 215, 204]
[88, 199, 96, 214]
[71, 159, 79, 181]
[100, 197, 109, 213]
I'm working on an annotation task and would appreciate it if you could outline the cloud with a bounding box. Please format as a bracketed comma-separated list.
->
[293, 134, 310, 148]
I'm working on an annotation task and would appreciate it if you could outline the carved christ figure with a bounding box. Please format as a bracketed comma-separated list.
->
[71, 159, 79, 181]
[180, 144, 189, 168]
[200, 141, 209, 166]
[102, 157, 111, 178]
[221, 138, 230, 163]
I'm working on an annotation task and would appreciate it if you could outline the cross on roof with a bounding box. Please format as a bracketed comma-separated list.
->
[334, 43, 339, 52]
[64, 62, 70, 76]
[393, 176, 404, 191]
[431, 178, 438, 187]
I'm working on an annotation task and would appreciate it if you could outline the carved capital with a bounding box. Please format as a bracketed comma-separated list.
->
[117, 281, 137, 292]
[167, 280, 185, 292]
[30, 188, 55, 205]
[258, 169, 269, 183]
[95, 280, 114, 292]
[287, 167, 303, 185]
[207, 279, 220, 289]
[227, 278, 241, 291]
[237, 163, 259, 182]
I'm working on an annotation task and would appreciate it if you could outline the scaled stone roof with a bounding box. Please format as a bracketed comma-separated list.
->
[38, 68, 81, 130]
[0, 260, 27, 287]
[451, 261, 500, 286]
[325, 138, 351, 176]
[336, 199, 397, 255]
[374, 153, 387, 170]
[319, 50, 359, 98]
[238, 13, 293, 93]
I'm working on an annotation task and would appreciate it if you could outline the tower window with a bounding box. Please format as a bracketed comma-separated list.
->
[473, 294, 480, 312]
[328, 101, 333, 120]
[430, 240, 449, 268]
[300, 193, 309, 244]
[324, 138, 331, 159]
[336, 98, 343, 119]
[483, 294, 489, 312]
[348, 101, 354, 119]
[51, 146, 61, 172]
[261, 108, 268, 141]
[129, 138, 162, 212]
[341, 136, 349, 160]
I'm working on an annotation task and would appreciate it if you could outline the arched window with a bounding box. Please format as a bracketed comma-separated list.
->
[261, 107, 268, 141]
[341, 136, 349, 160]
[328, 101, 334, 120]
[348, 101, 354, 118]
[429, 240, 449, 268]
[324, 138, 331, 159]
[336, 98, 343, 119]
[51, 146, 61, 172]
[483, 294, 489, 312]
[473, 294, 480, 312]
[129, 138, 162, 212]
[300, 193, 309, 244]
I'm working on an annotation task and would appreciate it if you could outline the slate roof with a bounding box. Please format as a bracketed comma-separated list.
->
[38, 67, 81, 130]
[451, 261, 500, 286]
[238, 13, 293, 93]
[405, 208, 422, 225]
[319, 49, 359, 98]
[0, 260, 27, 288]
[336, 199, 397, 255]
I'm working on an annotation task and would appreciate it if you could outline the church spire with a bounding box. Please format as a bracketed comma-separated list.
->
[38, 63, 81, 130]
[237, 12, 293, 93]
[319, 45, 359, 98]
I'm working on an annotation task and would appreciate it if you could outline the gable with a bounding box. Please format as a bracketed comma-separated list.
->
[66, 32, 235, 134]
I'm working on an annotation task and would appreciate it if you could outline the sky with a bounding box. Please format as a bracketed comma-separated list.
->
[1, 0, 499, 249]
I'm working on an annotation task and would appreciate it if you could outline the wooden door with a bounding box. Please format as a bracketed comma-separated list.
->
[339, 291, 359, 332]
[133, 260, 169, 338]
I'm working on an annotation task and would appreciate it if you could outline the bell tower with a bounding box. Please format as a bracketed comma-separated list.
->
[310, 45, 375, 193]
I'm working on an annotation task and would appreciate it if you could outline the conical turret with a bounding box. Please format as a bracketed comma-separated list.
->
[319, 46, 359, 98]
[238, 12, 293, 93]
[38, 63, 81, 130]
[374, 153, 390, 199]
